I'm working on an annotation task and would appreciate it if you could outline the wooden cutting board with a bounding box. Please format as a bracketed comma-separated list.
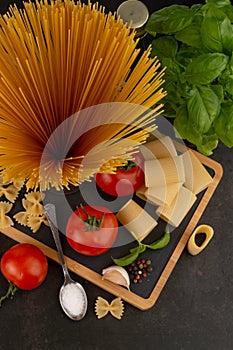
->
[0, 150, 223, 310]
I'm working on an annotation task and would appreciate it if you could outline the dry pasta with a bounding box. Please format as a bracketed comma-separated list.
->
[140, 136, 177, 160]
[13, 190, 48, 232]
[182, 150, 213, 194]
[0, 201, 14, 229]
[144, 156, 185, 188]
[14, 211, 29, 227]
[0, 183, 19, 203]
[136, 182, 183, 207]
[27, 214, 49, 233]
[95, 297, 124, 319]
[0, 177, 24, 203]
[0, 0, 166, 191]
[156, 186, 197, 227]
[116, 199, 158, 241]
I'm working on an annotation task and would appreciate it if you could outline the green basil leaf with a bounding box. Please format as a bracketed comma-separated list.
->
[219, 64, 232, 85]
[210, 84, 224, 102]
[139, 244, 147, 253]
[201, 6, 233, 54]
[129, 244, 146, 254]
[163, 58, 181, 81]
[225, 75, 233, 97]
[151, 37, 180, 82]
[176, 45, 200, 68]
[163, 103, 177, 118]
[112, 251, 140, 267]
[205, 0, 231, 7]
[196, 129, 219, 155]
[146, 232, 170, 250]
[129, 246, 140, 254]
[145, 5, 194, 35]
[214, 102, 233, 147]
[221, 5, 233, 22]
[112, 241, 147, 266]
[229, 55, 233, 74]
[187, 85, 220, 133]
[174, 105, 219, 155]
[174, 105, 202, 145]
[175, 14, 204, 49]
[184, 53, 228, 84]
[191, 4, 203, 11]
[163, 83, 183, 111]
[151, 36, 178, 59]
[175, 24, 202, 49]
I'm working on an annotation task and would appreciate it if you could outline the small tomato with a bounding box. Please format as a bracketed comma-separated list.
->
[95, 152, 144, 197]
[0, 243, 48, 290]
[66, 205, 118, 256]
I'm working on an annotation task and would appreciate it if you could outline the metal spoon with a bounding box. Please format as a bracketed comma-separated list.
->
[44, 203, 88, 321]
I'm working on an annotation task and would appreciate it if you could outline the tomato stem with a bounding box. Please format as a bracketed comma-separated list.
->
[117, 160, 137, 172]
[79, 204, 105, 231]
[0, 281, 18, 307]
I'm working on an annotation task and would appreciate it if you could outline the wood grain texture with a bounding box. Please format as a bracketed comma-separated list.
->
[0, 151, 223, 310]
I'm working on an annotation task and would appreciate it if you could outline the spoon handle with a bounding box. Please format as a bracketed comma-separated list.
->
[44, 203, 71, 281]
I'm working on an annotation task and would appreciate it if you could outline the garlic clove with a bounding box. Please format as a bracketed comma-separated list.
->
[102, 266, 130, 290]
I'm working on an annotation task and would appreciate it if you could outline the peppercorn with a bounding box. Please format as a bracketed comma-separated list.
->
[127, 258, 153, 284]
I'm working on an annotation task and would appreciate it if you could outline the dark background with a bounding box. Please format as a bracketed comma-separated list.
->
[0, 1, 233, 349]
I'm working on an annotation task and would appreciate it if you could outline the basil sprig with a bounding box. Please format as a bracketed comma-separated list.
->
[112, 231, 170, 266]
[144, 0, 233, 155]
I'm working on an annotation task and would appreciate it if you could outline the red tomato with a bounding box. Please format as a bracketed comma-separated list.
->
[66, 205, 118, 256]
[0, 243, 48, 290]
[95, 152, 144, 196]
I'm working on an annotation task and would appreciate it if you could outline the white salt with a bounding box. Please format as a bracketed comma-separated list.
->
[60, 283, 85, 317]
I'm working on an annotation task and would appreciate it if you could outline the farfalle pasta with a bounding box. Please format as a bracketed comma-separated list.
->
[95, 297, 124, 319]
[13, 191, 48, 233]
[0, 201, 13, 229]
[24, 192, 45, 216]
[13, 211, 28, 227]
[0, 178, 24, 203]
[27, 214, 49, 234]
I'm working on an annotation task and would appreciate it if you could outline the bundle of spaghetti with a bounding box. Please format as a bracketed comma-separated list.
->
[0, 0, 166, 191]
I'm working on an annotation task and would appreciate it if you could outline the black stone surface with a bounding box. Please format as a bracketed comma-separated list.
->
[0, 1, 233, 350]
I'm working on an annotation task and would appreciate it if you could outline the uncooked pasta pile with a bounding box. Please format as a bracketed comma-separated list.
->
[0, 0, 165, 191]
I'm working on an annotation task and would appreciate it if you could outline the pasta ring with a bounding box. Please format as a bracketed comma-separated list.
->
[187, 224, 214, 256]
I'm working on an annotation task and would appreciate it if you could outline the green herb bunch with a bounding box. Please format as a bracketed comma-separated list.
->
[145, 0, 233, 155]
